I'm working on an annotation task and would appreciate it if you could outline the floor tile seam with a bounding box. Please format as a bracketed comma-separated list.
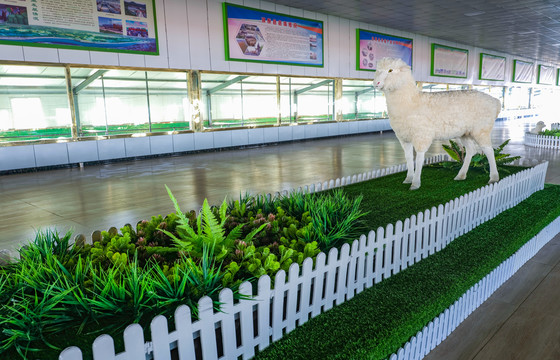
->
[471, 265, 554, 360]
[19, 202, 66, 219]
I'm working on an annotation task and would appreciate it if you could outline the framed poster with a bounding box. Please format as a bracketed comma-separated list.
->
[0, 0, 158, 54]
[537, 64, 555, 85]
[223, 3, 323, 67]
[512, 60, 533, 83]
[431, 43, 468, 78]
[479, 53, 505, 81]
[356, 29, 412, 71]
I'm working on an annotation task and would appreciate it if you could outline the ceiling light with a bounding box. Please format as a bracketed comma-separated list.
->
[464, 11, 485, 16]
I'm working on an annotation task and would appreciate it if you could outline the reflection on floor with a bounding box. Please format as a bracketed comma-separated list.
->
[0, 118, 558, 359]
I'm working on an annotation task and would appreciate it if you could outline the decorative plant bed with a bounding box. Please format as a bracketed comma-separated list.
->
[0, 157, 548, 360]
[54, 159, 545, 360]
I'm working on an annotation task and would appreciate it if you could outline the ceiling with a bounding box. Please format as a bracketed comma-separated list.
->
[271, 0, 560, 65]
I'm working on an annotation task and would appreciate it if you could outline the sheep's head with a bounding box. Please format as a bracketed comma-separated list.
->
[373, 58, 412, 92]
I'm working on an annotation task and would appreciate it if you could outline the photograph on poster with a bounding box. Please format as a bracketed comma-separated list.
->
[124, 1, 147, 18]
[356, 29, 412, 71]
[98, 16, 122, 35]
[431, 43, 468, 78]
[0, 4, 28, 25]
[96, 0, 121, 15]
[126, 20, 148, 37]
[224, 3, 323, 66]
[235, 23, 264, 56]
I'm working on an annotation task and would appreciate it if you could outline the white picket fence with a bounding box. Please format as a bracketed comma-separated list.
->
[525, 132, 560, 149]
[389, 214, 560, 360]
[551, 122, 560, 130]
[58, 159, 549, 360]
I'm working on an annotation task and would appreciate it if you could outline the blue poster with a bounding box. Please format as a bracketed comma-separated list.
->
[357, 29, 412, 71]
[224, 3, 323, 67]
[0, 0, 158, 54]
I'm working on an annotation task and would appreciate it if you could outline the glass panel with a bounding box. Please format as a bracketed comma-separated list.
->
[241, 76, 278, 126]
[201, 74, 243, 128]
[342, 79, 386, 120]
[531, 87, 558, 116]
[448, 84, 469, 91]
[291, 77, 333, 123]
[202, 74, 279, 128]
[72, 68, 189, 136]
[422, 83, 448, 92]
[505, 86, 531, 110]
[147, 71, 189, 132]
[488, 86, 505, 108]
[0, 64, 71, 142]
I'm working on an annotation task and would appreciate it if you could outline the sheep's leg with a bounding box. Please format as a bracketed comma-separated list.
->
[410, 150, 425, 190]
[454, 137, 475, 181]
[481, 146, 500, 183]
[400, 141, 414, 183]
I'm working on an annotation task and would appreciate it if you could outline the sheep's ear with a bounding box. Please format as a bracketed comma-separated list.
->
[400, 64, 411, 72]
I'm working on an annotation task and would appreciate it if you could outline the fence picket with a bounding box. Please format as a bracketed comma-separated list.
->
[271, 270, 286, 341]
[298, 258, 314, 326]
[59, 347, 82, 360]
[121, 324, 145, 360]
[336, 244, 351, 305]
[311, 252, 326, 317]
[285, 265, 300, 334]
[384, 224, 394, 280]
[174, 305, 196, 359]
[93, 335, 116, 360]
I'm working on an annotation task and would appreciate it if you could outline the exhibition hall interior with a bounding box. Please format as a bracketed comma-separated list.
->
[0, 0, 559, 359]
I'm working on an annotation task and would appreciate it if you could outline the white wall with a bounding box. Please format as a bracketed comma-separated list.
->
[0, 0, 556, 88]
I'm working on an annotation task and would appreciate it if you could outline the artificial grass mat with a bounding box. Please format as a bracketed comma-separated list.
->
[253, 184, 560, 360]
[338, 165, 525, 231]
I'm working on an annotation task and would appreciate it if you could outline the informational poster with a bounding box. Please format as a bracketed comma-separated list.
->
[223, 3, 323, 67]
[431, 43, 468, 78]
[537, 64, 555, 85]
[479, 53, 505, 81]
[356, 29, 412, 71]
[512, 60, 533, 83]
[0, 0, 158, 54]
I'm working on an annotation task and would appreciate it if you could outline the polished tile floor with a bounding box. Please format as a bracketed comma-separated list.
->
[1, 118, 559, 359]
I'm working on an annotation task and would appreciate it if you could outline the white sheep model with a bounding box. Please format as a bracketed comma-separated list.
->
[373, 57, 500, 190]
[529, 121, 545, 134]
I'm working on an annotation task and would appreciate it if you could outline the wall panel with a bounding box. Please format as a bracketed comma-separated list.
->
[165, 0, 192, 69]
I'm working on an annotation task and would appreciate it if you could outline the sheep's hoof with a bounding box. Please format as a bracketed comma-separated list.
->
[488, 177, 499, 184]
[454, 174, 466, 181]
[403, 176, 413, 184]
[409, 184, 420, 190]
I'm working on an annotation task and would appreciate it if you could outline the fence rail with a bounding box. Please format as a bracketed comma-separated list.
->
[59, 158, 549, 360]
[525, 132, 560, 149]
[389, 214, 560, 360]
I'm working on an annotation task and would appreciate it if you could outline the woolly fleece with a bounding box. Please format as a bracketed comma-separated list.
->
[373, 57, 501, 189]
